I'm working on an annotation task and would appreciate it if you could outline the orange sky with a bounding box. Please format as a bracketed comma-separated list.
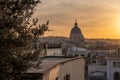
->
[33, 0, 120, 39]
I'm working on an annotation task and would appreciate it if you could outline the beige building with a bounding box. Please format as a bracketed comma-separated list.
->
[25, 56, 85, 80]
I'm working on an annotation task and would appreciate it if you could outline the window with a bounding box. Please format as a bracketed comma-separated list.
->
[92, 60, 96, 64]
[113, 62, 120, 67]
[98, 60, 100, 63]
[64, 74, 70, 80]
[113, 62, 117, 67]
[75, 54, 79, 56]
[68, 54, 73, 56]
[117, 62, 120, 67]
[64, 76, 66, 80]
[114, 72, 120, 80]
[81, 39, 83, 43]
[55, 77, 58, 80]
[81, 54, 85, 57]
[66, 74, 70, 80]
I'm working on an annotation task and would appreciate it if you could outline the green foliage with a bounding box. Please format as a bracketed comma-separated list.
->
[0, 0, 49, 80]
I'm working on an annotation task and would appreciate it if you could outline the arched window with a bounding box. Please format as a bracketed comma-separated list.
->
[114, 72, 119, 80]
[81, 39, 83, 43]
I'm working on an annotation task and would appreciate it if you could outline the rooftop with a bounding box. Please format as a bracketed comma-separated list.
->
[27, 56, 83, 73]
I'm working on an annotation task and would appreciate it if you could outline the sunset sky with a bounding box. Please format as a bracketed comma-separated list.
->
[33, 0, 120, 39]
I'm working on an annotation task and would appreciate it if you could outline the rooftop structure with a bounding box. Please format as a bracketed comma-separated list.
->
[67, 47, 89, 57]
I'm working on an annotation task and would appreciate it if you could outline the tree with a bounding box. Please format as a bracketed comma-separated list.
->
[0, 0, 49, 80]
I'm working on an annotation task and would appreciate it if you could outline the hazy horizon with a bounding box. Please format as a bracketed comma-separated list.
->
[40, 36, 120, 40]
[34, 0, 120, 39]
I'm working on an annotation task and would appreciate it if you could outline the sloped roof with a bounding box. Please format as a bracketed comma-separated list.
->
[26, 56, 83, 73]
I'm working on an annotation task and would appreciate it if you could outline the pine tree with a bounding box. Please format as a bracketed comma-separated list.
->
[0, 0, 48, 80]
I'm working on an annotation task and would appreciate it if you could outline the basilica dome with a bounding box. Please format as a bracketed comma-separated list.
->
[70, 22, 81, 35]
[70, 21, 84, 47]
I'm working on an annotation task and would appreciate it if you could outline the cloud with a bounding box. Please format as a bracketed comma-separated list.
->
[33, 0, 120, 38]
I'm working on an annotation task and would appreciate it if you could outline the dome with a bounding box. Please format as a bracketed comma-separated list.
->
[70, 22, 81, 35]
[70, 20, 85, 47]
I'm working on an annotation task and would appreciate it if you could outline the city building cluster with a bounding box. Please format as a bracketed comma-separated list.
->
[27, 21, 120, 80]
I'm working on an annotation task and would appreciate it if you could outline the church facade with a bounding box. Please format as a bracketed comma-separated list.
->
[70, 21, 85, 47]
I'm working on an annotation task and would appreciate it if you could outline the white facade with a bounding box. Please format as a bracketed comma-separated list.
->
[107, 57, 120, 80]
[67, 47, 88, 57]
[88, 56, 120, 80]
[88, 65, 107, 74]
[88, 57, 107, 79]
[94, 50, 115, 57]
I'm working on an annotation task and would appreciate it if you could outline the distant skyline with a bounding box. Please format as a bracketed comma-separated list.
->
[33, 0, 120, 39]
